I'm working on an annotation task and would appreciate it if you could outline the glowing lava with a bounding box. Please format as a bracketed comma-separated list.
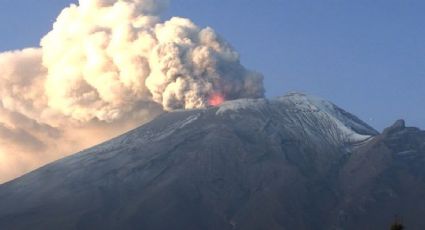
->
[208, 93, 225, 106]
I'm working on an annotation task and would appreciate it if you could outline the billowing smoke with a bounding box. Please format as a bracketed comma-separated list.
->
[0, 0, 264, 183]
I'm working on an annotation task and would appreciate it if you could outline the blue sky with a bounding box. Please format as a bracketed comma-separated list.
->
[1, 0, 424, 130]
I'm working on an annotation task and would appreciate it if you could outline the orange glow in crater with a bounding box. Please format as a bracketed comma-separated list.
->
[208, 93, 225, 106]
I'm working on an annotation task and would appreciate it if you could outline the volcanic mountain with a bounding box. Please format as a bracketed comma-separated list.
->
[0, 92, 424, 230]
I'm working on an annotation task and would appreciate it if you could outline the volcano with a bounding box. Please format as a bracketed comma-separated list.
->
[0, 92, 424, 230]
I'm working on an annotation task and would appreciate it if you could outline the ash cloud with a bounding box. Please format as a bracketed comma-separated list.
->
[0, 0, 264, 183]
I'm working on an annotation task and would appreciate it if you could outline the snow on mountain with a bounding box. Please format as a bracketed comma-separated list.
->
[216, 92, 378, 145]
[0, 92, 402, 230]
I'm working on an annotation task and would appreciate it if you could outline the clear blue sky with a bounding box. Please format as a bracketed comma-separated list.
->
[0, 0, 424, 131]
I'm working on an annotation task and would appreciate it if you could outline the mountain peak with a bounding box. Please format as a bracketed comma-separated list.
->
[281, 92, 378, 135]
[215, 92, 378, 144]
[383, 119, 406, 135]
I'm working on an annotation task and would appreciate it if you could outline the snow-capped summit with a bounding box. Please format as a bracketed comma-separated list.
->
[278, 92, 378, 135]
[216, 92, 378, 144]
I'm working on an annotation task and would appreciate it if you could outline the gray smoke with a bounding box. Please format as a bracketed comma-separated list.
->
[0, 0, 264, 183]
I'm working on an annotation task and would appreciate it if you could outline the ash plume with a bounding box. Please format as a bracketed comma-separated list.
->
[0, 0, 264, 183]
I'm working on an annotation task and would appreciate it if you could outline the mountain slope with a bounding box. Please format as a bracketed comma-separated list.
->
[0, 93, 423, 230]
